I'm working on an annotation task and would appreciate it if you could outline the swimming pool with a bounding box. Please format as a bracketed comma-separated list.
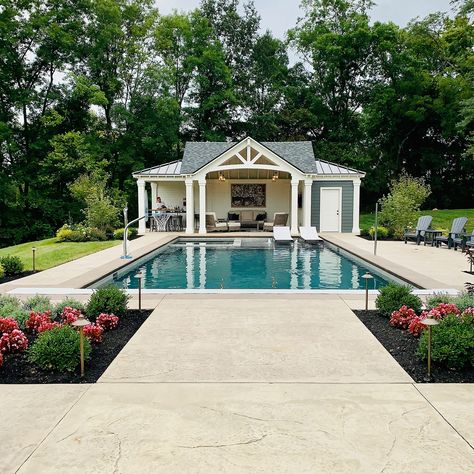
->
[92, 238, 406, 290]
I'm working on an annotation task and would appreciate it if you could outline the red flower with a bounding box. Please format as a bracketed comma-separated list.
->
[389, 305, 417, 329]
[96, 313, 119, 331]
[60, 307, 81, 325]
[26, 311, 53, 333]
[84, 324, 104, 343]
[37, 321, 62, 333]
[0, 329, 28, 354]
[0, 318, 19, 334]
[408, 316, 426, 337]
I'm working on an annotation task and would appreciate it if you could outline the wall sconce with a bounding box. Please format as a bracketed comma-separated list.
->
[272, 172, 278, 181]
[218, 172, 226, 181]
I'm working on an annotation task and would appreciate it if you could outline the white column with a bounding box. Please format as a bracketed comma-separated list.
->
[150, 182, 158, 209]
[290, 178, 299, 235]
[352, 179, 361, 234]
[185, 179, 194, 234]
[303, 179, 313, 227]
[137, 179, 146, 234]
[198, 179, 207, 235]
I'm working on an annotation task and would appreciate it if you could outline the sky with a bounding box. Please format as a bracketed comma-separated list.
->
[156, 0, 455, 38]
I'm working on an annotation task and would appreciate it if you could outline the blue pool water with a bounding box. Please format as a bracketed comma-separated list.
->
[97, 238, 401, 290]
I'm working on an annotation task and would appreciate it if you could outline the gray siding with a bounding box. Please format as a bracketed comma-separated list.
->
[311, 181, 354, 232]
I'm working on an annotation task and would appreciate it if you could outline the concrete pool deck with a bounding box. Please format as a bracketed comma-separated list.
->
[1, 234, 473, 472]
[1, 297, 473, 473]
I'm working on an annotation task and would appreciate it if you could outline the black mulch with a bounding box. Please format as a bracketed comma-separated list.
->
[354, 310, 474, 383]
[0, 309, 152, 384]
[0, 271, 38, 284]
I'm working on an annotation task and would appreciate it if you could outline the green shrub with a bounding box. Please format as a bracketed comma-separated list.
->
[378, 174, 431, 239]
[0, 255, 24, 276]
[28, 325, 91, 372]
[375, 283, 422, 317]
[57, 224, 107, 242]
[360, 228, 370, 237]
[0, 263, 4, 279]
[0, 295, 21, 310]
[418, 314, 474, 369]
[426, 293, 453, 309]
[452, 292, 474, 311]
[368, 226, 390, 240]
[24, 295, 52, 313]
[113, 227, 138, 240]
[86, 285, 129, 319]
[54, 298, 86, 317]
[7, 308, 30, 330]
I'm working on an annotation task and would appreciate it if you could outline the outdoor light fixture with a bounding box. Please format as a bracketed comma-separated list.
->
[420, 318, 439, 378]
[72, 314, 91, 377]
[135, 271, 143, 311]
[218, 172, 226, 181]
[362, 272, 373, 310]
[272, 172, 279, 181]
[32, 247, 36, 273]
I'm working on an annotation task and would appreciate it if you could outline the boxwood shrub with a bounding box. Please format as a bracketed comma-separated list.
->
[375, 283, 422, 317]
[86, 285, 129, 320]
[0, 255, 24, 276]
[28, 325, 91, 372]
[418, 314, 474, 369]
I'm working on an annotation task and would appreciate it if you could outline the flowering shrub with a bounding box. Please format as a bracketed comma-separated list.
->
[38, 320, 62, 333]
[462, 307, 474, 318]
[84, 324, 104, 343]
[0, 317, 19, 334]
[389, 306, 417, 329]
[408, 316, 426, 337]
[96, 313, 119, 331]
[428, 303, 460, 320]
[26, 311, 53, 333]
[60, 307, 81, 325]
[0, 329, 28, 354]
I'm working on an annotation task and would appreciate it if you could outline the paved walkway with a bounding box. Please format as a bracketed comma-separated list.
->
[2, 296, 473, 473]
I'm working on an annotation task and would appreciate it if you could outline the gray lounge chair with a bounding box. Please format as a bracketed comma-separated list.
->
[263, 213, 288, 232]
[404, 215, 433, 245]
[435, 217, 468, 249]
[453, 229, 474, 251]
[205, 212, 228, 232]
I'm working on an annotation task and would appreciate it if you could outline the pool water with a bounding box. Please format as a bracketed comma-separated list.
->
[100, 238, 397, 290]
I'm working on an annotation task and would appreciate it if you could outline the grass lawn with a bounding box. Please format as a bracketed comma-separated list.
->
[360, 209, 474, 233]
[0, 238, 120, 271]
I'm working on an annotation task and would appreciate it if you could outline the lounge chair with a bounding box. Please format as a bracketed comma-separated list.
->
[434, 217, 468, 249]
[273, 226, 293, 244]
[263, 212, 288, 232]
[205, 212, 228, 232]
[403, 215, 433, 245]
[453, 229, 474, 251]
[299, 226, 323, 243]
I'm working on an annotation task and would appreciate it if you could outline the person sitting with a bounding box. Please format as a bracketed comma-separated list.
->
[153, 196, 167, 212]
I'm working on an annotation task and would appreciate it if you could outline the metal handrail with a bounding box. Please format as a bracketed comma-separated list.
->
[121, 214, 147, 259]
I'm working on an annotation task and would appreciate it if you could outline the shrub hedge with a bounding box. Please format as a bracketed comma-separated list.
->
[375, 283, 422, 317]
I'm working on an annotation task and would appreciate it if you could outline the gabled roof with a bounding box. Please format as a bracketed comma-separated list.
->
[132, 139, 365, 177]
[180, 141, 317, 174]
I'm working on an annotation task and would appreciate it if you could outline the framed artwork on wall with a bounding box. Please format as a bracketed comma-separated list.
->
[231, 184, 266, 208]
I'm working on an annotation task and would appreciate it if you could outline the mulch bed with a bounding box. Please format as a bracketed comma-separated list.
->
[354, 310, 474, 383]
[0, 309, 152, 384]
[0, 271, 38, 284]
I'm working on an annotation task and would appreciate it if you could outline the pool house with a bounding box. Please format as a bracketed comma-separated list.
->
[132, 137, 365, 235]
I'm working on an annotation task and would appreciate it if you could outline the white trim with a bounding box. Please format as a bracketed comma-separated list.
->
[137, 179, 146, 234]
[290, 179, 299, 235]
[303, 179, 313, 227]
[352, 179, 361, 234]
[185, 179, 195, 234]
[198, 180, 206, 234]
[320, 187, 342, 232]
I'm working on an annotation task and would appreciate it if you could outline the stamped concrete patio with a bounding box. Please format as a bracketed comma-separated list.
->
[2, 295, 473, 473]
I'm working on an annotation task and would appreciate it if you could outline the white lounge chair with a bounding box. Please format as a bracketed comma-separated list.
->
[299, 226, 323, 243]
[273, 226, 293, 243]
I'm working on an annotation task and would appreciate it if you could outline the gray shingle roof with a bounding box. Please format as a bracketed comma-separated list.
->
[133, 139, 364, 176]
